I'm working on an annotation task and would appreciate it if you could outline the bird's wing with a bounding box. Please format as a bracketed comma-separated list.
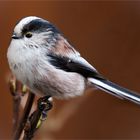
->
[47, 35, 104, 79]
[47, 35, 140, 105]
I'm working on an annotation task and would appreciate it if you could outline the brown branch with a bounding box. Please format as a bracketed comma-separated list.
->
[23, 96, 53, 140]
[9, 77, 22, 132]
[12, 94, 21, 131]
[13, 92, 35, 140]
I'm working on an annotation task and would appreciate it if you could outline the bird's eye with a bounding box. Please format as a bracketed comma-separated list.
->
[25, 32, 32, 38]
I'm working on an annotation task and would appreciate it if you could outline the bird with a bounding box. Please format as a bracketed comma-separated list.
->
[7, 16, 140, 105]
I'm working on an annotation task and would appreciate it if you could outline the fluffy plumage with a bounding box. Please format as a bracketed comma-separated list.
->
[7, 16, 140, 104]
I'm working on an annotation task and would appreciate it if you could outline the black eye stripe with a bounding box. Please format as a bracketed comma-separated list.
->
[22, 19, 60, 34]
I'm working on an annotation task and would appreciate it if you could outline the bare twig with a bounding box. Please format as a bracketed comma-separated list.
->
[9, 77, 22, 132]
[23, 96, 53, 140]
[13, 92, 35, 140]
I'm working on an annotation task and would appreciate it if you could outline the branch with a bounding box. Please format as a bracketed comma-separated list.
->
[13, 92, 35, 140]
[23, 96, 53, 140]
[9, 77, 22, 132]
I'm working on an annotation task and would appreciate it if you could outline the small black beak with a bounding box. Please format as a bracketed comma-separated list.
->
[12, 34, 19, 39]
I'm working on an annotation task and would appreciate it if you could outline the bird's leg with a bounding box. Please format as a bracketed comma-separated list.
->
[38, 96, 53, 121]
[23, 96, 53, 140]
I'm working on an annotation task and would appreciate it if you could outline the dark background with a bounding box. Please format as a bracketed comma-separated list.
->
[1, 1, 140, 139]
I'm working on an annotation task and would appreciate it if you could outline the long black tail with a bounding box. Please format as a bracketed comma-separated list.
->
[89, 78, 140, 105]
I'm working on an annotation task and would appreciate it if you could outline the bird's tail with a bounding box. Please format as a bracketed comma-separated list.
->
[88, 78, 140, 105]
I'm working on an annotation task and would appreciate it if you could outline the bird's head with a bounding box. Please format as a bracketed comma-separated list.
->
[10, 16, 60, 49]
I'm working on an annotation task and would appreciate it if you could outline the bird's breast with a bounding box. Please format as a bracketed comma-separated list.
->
[7, 39, 38, 85]
[7, 40, 86, 98]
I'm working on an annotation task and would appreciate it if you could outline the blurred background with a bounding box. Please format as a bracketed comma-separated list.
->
[1, 1, 140, 139]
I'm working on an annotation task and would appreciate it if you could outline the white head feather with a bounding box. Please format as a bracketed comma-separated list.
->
[14, 16, 41, 35]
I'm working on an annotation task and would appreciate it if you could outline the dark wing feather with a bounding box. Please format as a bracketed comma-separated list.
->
[47, 53, 105, 80]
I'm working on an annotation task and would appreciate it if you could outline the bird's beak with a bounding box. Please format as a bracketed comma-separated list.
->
[12, 34, 20, 39]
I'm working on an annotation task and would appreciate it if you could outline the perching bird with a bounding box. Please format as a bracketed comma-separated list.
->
[7, 16, 140, 105]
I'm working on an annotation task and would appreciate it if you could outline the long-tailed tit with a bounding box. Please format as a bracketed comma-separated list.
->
[7, 16, 140, 104]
